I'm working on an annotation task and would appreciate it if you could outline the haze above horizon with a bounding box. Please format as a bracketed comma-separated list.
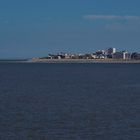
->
[0, 0, 140, 58]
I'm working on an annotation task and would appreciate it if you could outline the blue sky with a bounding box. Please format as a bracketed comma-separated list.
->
[0, 0, 140, 58]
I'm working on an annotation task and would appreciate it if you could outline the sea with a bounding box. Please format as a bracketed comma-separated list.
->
[0, 63, 139, 140]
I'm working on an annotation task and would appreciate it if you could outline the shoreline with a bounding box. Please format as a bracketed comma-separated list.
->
[29, 59, 140, 64]
[1, 59, 140, 64]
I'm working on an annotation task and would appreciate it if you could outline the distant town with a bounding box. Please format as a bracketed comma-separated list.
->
[36, 48, 140, 61]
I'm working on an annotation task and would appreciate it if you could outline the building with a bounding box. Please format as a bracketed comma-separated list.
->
[107, 48, 116, 55]
[123, 51, 131, 60]
[91, 53, 97, 59]
[131, 53, 140, 60]
[96, 50, 106, 59]
[113, 51, 131, 60]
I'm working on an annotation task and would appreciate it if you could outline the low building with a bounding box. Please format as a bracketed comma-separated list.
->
[113, 51, 131, 60]
[91, 53, 97, 59]
[96, 50, 106, 59]
[131, 53, 140, 60]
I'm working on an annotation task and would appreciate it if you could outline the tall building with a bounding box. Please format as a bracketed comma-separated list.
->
[107, 48, 116, 55]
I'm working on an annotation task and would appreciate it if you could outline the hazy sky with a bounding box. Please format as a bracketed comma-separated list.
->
[0, 0, 140, 58]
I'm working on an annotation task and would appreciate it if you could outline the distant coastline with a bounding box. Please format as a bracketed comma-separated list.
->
[30, 48, 140, 63]
[1, 58, 140, 64]
[0, 59, 29, 63]
[1, 47, 140, 64]
[30, 58, 140, 64]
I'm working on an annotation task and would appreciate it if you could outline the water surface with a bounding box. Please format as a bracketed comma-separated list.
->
[0, 63, 140, 140]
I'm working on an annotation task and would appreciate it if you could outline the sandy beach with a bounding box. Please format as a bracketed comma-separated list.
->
[30, 59, 140, 64]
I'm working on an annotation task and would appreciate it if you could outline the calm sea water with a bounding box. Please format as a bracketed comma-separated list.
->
[0, 63, 140, 140]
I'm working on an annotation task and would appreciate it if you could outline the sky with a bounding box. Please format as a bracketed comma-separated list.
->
[0, 0, 140, 58]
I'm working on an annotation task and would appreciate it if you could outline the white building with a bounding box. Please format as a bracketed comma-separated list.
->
[113, 48, 116, 54]
[123, 51, 131, 60]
